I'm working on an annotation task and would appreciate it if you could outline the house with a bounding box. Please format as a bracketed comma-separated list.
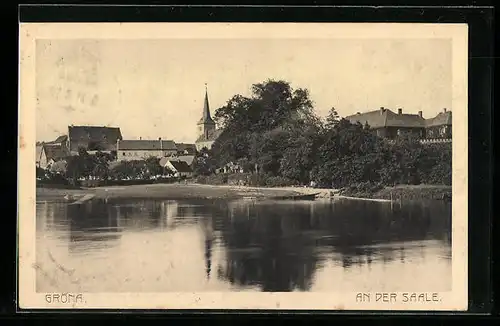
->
[116, 138, 178, 161]
[175, 155, 196, 166]
[345, 107, 453, 142]
[345, 107, 426, 139]
[175, 143, 197, 155]
[163, 151, 196, 166]
[43, 135, 69, 149]
[36, 135, 69, 162]
[37, 145, 69, 169]
[425, 108, 452, 139]
[163, 159, 194, 178]
[67, 125, 123, 155]
[195, 86, 223, 151]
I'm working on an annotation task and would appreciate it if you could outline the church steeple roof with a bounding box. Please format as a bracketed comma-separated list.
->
[199, 84, 215, 125]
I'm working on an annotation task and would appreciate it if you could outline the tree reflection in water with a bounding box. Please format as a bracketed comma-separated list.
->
[50, 197, 450, 292]
[208, 198, 451, 292]
[66, 199, 122, 253]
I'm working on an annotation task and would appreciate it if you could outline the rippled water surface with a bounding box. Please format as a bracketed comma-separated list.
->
[36, 197, 452, 292]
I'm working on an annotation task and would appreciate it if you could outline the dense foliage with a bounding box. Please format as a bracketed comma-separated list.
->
[199, 79, 452, 188]
[37, 148, 169, 186]
[37, 79, 452, 191]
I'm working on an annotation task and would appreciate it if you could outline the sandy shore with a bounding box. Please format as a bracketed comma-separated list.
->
[36, 183, 310, 202]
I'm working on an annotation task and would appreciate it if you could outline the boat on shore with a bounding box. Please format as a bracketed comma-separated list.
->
[270, 192, 320, 201]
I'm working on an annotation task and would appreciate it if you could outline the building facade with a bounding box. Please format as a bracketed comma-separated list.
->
[195, 86, 223, 151]
[163, 159, 194, 178]
[116, 138, 178, 161]
[67, 125, 123, 154]
[175, 143, 197, 155]
[345, 107, 452, 142]
[425, 108, 452, 139]
[36, 144, 68, 169]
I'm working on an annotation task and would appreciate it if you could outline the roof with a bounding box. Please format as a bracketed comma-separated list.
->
[43, 145, 69, 161]
[425, 111, 452, 127]
[54, 135, 68, 143]
[198, 87, 215, 125]
[345, 108, 426, 129]
[44, 135, 68, 145]
[166, 160, 193, 173]
[68, 126, 123, 150]
[175, 143, 197, 154]
[195, 129, 223, 143]
[176, 155, 195, 166]
[117, 139, 177, 151]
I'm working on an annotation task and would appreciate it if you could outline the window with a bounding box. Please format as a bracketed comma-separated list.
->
[122, 152, 126, 156]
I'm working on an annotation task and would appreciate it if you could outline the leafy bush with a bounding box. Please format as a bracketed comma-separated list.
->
[265, 176, 298, 187]
[340, 181, 384, 197]
[196, 173, 229, 185]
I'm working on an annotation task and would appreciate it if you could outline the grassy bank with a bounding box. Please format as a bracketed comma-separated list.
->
[373, 185, 452, 201]
[340, 184, 452, 201]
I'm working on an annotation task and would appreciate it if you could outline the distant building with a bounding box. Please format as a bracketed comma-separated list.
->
[116, 138, 178, 161]
[163, 159, 194, 178]
[345, 107, 452, 142]
[160, 154, 195, 168]
[195, 86, 223, 151]
[43, 135, 69, 149]
[425, 108, 452, 139]
[346, 107, 426, 139]
[175, 143, 197, 155]
[175, 155, 196, 166]
[36, 135, 69, 158]
[67, 125, 123, 154]
[36, 145, 68, 169]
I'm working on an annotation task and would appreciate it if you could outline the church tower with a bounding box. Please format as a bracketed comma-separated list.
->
[197, 84, 216, 140]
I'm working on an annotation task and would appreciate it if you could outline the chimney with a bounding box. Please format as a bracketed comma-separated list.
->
[380, 107, 385, 115]
[356, 112, 360, 115]
[398, 108, 402, 115]
[418, 111, 423, 118]
[139, 137, 142, 140]
[443, 108, 447, 113]
[159, 137, 163, 151]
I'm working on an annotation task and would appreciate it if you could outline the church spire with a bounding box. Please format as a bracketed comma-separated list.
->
[200, 83, 214, 124]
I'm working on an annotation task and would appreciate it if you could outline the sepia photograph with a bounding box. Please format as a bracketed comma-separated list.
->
[18, 23, 468, 310]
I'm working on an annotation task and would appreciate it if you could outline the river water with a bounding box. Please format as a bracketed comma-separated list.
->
[36, 197, 452, 293]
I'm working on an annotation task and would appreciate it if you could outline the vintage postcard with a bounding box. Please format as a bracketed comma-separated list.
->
[18, 22, 468, 311]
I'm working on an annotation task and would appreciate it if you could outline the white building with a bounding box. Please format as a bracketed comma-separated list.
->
[162, 159, 194, 178]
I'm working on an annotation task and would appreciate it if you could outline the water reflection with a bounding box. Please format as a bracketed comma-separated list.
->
[36, 197, 452, 293]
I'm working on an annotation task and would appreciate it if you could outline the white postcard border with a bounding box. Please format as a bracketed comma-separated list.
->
[18, 22, 468, 311]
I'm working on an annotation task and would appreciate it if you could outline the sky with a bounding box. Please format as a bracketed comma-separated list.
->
[35, 38, 452, 143]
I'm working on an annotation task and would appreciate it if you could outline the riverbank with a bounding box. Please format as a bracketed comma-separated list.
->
[36, 182, 451, 203]
[372, 185, 452, 201]
[340, 184, 452, 201]
[36, 183, 305, 202]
